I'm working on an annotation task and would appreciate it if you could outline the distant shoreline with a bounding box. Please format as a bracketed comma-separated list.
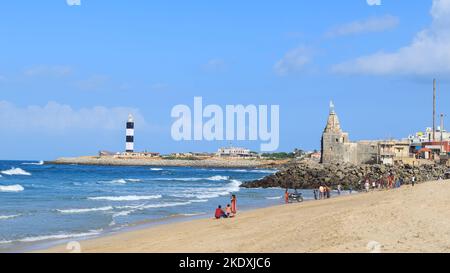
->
[46, 156, 288, 169]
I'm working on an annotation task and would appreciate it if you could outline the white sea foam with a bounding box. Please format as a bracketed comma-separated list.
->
[1, 168, 31, 176]
[22, 161, 44, 166]
[0, 214, 21, 220]
[0, 184, 24, 192]
[208, 175, 229, 181]
[156, 175, 230, 182]
[117, 201, 192, 211]
[126, 179, 142, 182]
[103, 178, 142, 184]
[189, 199, 209, 203]
[170, 179, 242, 200]
[112, 210, 134, 218]
[17, 230, 101, 243]
[266, 196, 282, 200]
[211, 169, 277, 174]
[57, 206, 114, 214]
[88, 195, 161, 201]
[150, 168, 163, 171]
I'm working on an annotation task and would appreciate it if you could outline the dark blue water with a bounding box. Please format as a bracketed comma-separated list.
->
[0, 160, 313, 252]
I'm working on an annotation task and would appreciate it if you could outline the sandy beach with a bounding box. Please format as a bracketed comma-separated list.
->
[42, 179, 450, 253]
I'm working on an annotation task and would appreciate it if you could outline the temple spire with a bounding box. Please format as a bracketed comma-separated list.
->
[329, 101, 335, 114]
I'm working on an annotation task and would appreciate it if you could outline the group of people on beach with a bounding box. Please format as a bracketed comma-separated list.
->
[315, 185, 332, 200]
[361, 173, 415, 192]
[214, 194, 237, 219]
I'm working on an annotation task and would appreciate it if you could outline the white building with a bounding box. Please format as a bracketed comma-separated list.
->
[408, 127, 450, 144]
[216, 147, 252, 158]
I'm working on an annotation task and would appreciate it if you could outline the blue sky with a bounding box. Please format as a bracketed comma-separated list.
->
[1, 0, 450, 160]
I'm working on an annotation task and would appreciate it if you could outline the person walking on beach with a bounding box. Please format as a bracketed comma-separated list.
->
[412, 176, 416, 187]
[284, 189, 289, 204]
[364, 180, 370, 193]
[349, 185, 353, 194]
[319, 186, 324, 200]
[337, 184, 342, 195]
[326, 186, 331, 199]
[231, 194, 237, 216]
[313, 189, 318, 200]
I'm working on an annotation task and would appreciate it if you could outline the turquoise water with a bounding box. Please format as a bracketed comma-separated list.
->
[0, 160, 315, 252]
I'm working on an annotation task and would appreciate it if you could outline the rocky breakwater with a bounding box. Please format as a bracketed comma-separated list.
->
[242, 160, 450, 189]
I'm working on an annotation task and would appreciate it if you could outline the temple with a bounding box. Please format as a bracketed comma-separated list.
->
[321, 102, 378, 165]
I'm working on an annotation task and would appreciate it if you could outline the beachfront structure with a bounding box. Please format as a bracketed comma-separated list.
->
[126, 114, 134, 153]
[115, 152, 160, 158]
[216, 147, 253, 158]
[378, 140, 411, 165]
[320, 102, 378, 165]
[408, 127, 450, 144]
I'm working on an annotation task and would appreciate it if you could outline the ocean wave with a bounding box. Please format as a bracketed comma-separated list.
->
[22, 161, 44, 166]
[102, 178, 142, 184]
[57, 206, 114, 214]
[208, 175, 229, 181]
[1, 168, 31, 176]
[116, 201, 192, 211]
[112, 210, 134, 218]
[156, 175, 230, 182]
[0, 230, 102, 244]
[170, 179, 242, 199]
[210, 169, 277, 174]
[189, 199, 209, 203]
[88, 195, 162, 201]
[0, 184, 25, 192]
[266, 196, 282, 200]
[150, 168, 163, 171]
[0, 214, 21, 220]
[249, 169, 278, 174]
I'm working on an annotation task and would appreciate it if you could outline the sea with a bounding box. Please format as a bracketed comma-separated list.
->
[0, 160, 316, 252]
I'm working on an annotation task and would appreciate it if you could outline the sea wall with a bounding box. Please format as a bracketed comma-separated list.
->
[47, 156, 287, 169]
[241, 160, 450, 189]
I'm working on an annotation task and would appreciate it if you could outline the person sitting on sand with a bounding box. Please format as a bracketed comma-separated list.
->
[215, 205, 228, 219]
[226, 204, 232, 218]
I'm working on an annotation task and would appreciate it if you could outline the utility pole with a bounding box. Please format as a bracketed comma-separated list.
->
[433, 79, 437, 142]
[441, 113, 445, 155]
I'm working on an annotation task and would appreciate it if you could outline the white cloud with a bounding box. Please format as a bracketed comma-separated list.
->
[332, 0, 450, 77]
[66, 0, 81, 6]
[0, 101, 147, 132]
[367, 0, 382, 6]
[24, 65, 73, 77]
[75, 75, 109, 91]
[202, 58, 227, 72]
[325, 15, 399, 38]
[274, 46, 313, 76]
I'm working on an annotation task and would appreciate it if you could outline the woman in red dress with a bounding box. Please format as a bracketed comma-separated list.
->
[231, 194, 237, 215]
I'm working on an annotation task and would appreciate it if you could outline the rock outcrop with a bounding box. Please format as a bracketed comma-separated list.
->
[242, 160, 450, 189]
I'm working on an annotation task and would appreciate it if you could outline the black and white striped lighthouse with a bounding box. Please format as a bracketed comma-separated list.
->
[125, 114, 134, 153]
